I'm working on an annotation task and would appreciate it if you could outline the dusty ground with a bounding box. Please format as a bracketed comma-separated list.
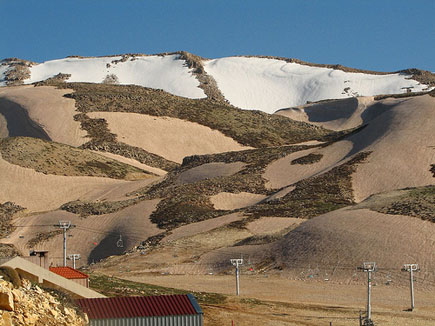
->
[267, 95, 435, 202]
[351, 95, 435, 201]
[105, 273, 435, 326]
[0, 85, 86, 146]
[210, 192, 267, 210]
[87, 111, 251, 163]
[176, 162, 246, 184]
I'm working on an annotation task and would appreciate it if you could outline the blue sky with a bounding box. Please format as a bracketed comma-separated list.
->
[1, 0, 434, 72]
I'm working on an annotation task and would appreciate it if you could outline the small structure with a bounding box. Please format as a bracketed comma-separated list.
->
[76, 294, 204, 326]
[0, 257, 104, 299]
[49, 266, 89, 288]
[27, 250, 49, 269]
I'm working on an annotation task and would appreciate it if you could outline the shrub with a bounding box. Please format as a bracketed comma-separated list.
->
[0, 266, 21, 288]
[102, 74, 119, 84]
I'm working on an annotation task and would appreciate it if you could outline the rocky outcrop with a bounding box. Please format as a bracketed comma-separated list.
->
[0, 278, 87, 326]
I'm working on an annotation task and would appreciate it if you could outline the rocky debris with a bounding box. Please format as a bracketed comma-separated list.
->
[0, 277, 87, 326]
[1, 58, 34, 86]
[35, 73, 71, 86]
[176, 51, 228, 103]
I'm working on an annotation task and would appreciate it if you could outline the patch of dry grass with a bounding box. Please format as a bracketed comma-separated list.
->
[359, 185, 435, 221]
[0, 137, 152, 180]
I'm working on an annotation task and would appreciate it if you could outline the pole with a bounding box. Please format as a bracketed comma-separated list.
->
[236, 264, 241, 296]
[68, 254, 81, 269]
[63, 228, 67, 266]
[55, 221, 72, 267]
[403, 264, 419, 311]
[230, 259, 243, 296]
[358, 262, 376, 325]
[410, 268, 414, 310]
[367, 269, 372, 320]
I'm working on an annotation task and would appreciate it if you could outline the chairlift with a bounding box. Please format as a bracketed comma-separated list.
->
[385, 273, 392, 285]
[116, 234, 124, 248]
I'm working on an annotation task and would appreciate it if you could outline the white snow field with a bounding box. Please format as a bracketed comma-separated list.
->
[1, 54, 431, 112]
[204, 57, 429, 113]
[2, 54, 206, 99]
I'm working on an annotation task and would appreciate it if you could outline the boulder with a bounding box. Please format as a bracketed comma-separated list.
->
[0, 292, 14, 311]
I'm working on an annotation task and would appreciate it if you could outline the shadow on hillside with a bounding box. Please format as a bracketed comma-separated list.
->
[0, 98, 51, 140]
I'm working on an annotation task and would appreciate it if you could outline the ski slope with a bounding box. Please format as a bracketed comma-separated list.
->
[1, 54, 206, 99]
[204, 57, 429, 113]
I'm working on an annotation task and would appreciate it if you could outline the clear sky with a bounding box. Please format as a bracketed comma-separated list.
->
[1, 0, 434, 72]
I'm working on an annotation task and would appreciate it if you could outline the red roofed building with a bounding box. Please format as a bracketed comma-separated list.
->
[76, 294, 203, 326]
[49, 266, 89, 288]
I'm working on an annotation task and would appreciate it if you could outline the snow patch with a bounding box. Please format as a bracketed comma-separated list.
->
[23, 55, 206, 99]
[204, 57, 429, 113]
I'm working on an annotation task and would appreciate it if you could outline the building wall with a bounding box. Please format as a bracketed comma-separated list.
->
[70, 278, 88, 288]
[90, 314, 203, 326]
[24, 256, 49, 269]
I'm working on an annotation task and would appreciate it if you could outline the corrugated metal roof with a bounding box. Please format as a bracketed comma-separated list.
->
[76, 294, 201, 319]
[49, 267, 89, 279]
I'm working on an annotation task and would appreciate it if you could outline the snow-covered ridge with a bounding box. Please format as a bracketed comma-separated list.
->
[1, 54, 431, 113]
[203, 57, 430, 114]
[0, 54, 206, 99]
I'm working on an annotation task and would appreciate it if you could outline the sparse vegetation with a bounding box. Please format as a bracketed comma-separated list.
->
[60, 198, 140, 217]
[88, 273, 227, 304]
[1, 58, 34, 86]
[130, 146, 371, 230]
[0, 266, 21, 288]
[40, 82, 335, 148]
[0, 201, 24, 238]
[81, 141, 179, 171]
[0, 137, 152, 180]
[0, 244, 20, 258]
[291, 153, 323, 165]
[139, 145, 313, 229]
[39, 73, 71, 85]
[175, 51, 227, 102]
[27, 230, 63, 248]
[73, 109, 179, 171]
[247, 152, 371, 218]
[363, 186, 435, 222]
[102, 74, 119, 85]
